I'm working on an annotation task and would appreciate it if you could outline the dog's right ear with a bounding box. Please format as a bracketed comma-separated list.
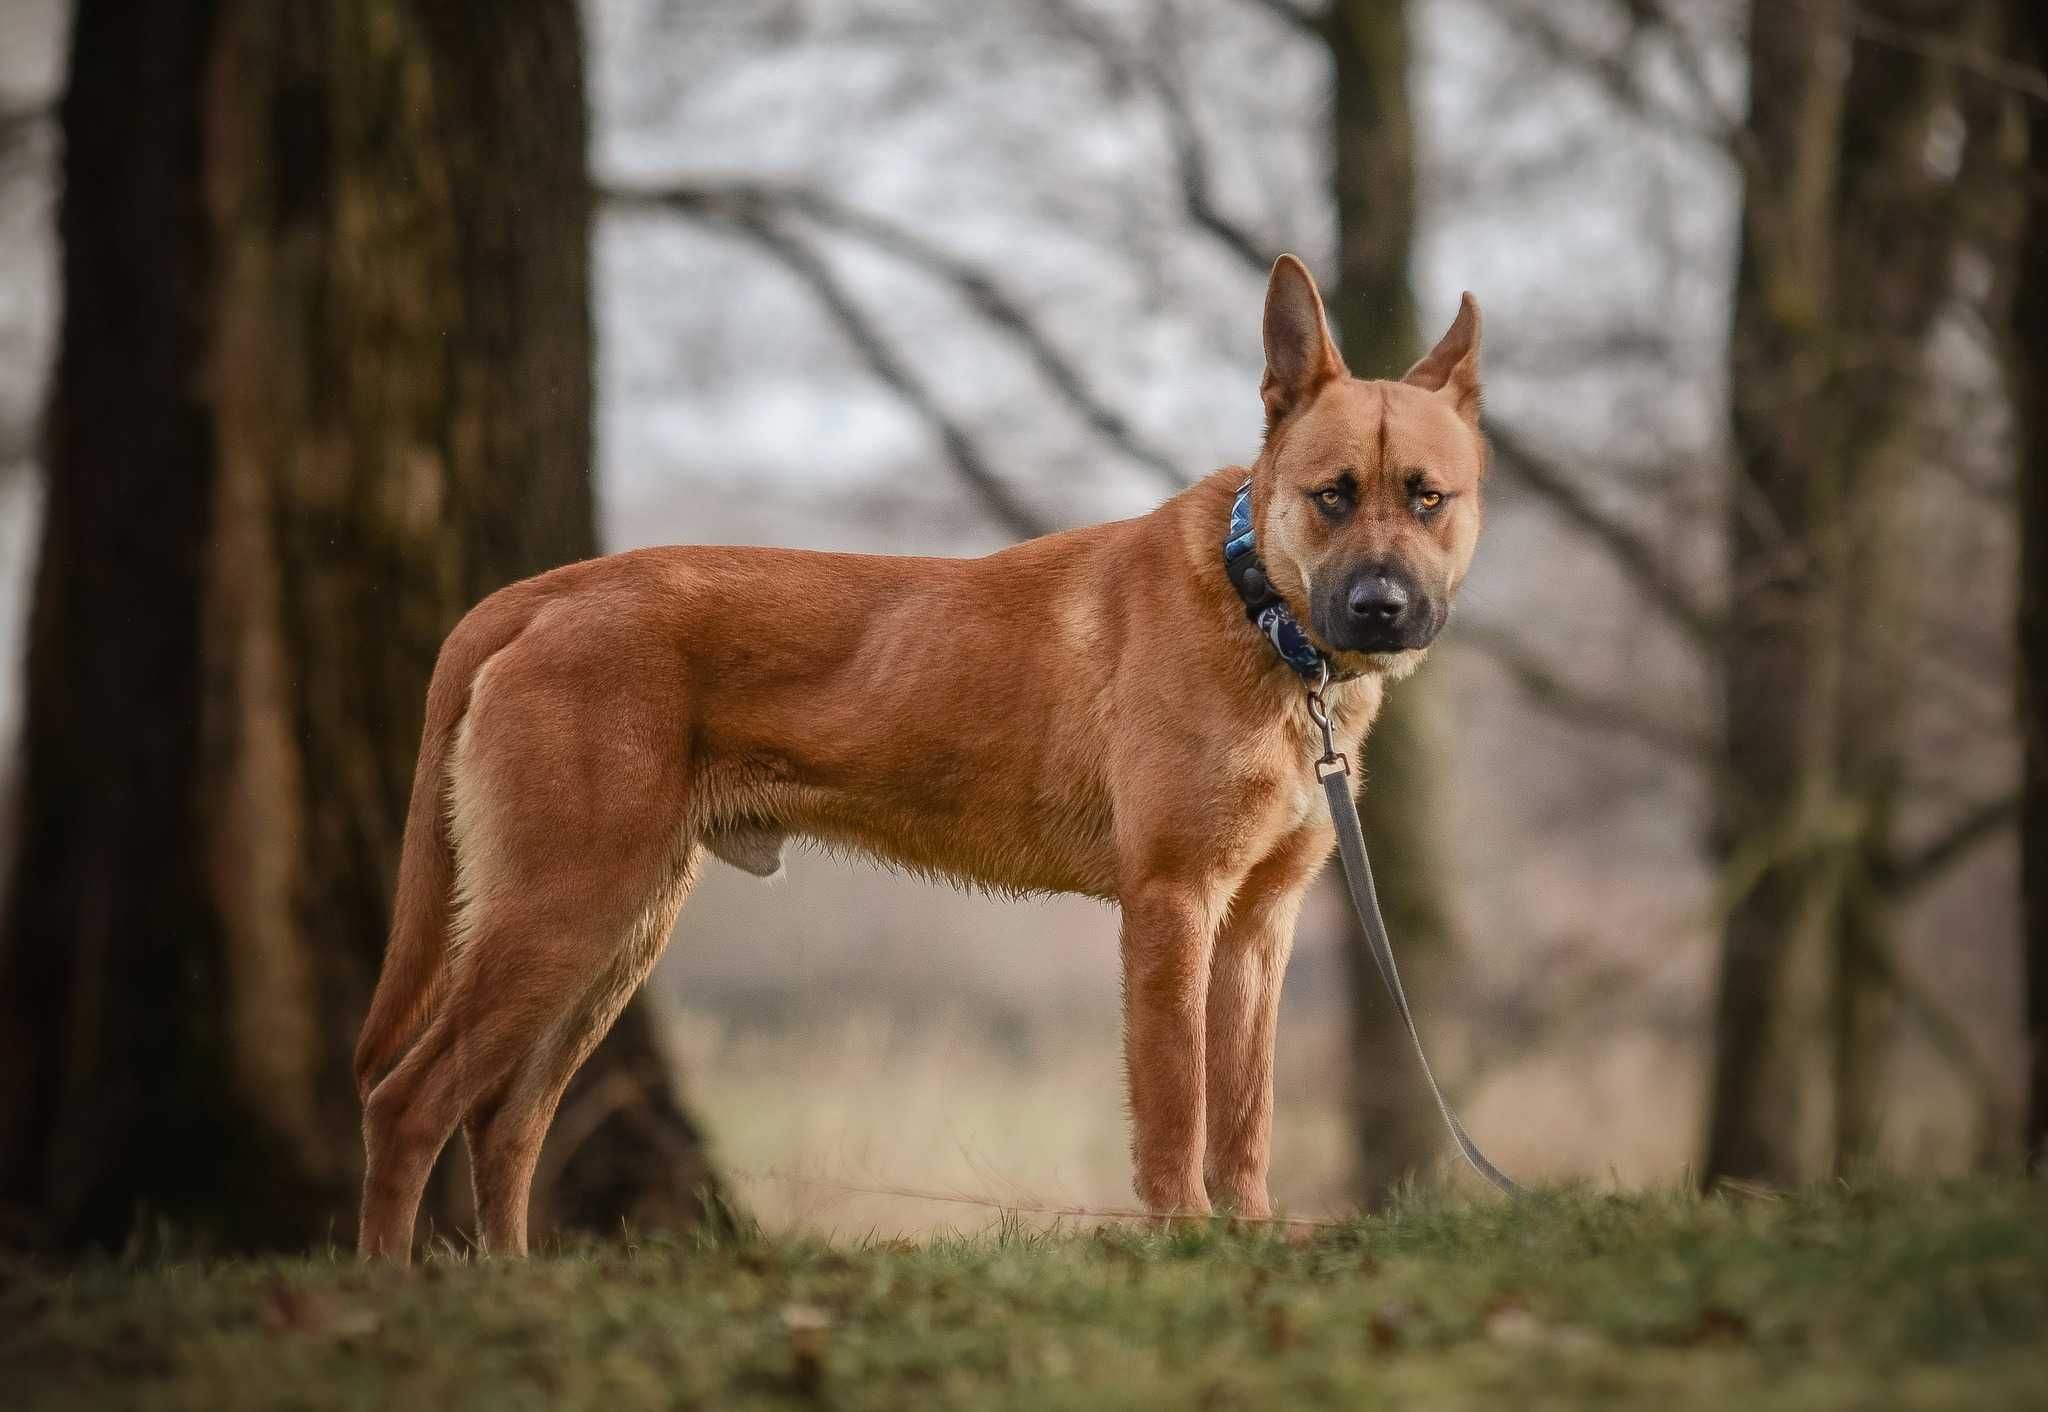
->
[1261, 255, 1348, 430]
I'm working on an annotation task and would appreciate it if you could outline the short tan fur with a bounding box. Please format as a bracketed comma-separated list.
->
[354, 255, 1486, 1259]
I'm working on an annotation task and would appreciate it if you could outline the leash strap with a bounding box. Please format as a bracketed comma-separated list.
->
[1313, 712, 1522, 1197]
[1226, 478, 1517, 1195]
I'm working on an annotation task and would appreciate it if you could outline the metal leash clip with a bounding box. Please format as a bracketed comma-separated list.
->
[1305, 660, 1348, 780]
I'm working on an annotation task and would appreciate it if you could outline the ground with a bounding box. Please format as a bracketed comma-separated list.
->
[8, 1179, 2045, 1411]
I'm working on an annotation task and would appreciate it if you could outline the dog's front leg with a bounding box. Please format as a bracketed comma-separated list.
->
[1203, 831, 1323, 1218]
[1118, 882, 1221, 1215]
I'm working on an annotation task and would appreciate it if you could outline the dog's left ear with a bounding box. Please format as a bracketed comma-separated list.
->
[1261, 255, 1349, 429]
[1402, 293, 1482, 428]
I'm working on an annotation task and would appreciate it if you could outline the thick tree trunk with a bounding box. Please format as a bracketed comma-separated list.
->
[0, 0, 720, 1253]
[1707, 0, 1989, 1185]
[1326, 0, 1452, 1204]
[2014, 0, 2048, 1170]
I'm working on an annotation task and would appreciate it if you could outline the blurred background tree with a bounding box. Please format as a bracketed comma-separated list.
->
[1322, 0, 1456, 1207]
[0, 0, 718, 1253]
[1706, 0, 2016, 1186]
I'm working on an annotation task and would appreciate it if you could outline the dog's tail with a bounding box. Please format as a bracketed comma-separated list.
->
[352, 601, 524, 1103]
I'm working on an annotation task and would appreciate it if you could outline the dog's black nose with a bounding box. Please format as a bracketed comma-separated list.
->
[1345, 576, 1410, 627]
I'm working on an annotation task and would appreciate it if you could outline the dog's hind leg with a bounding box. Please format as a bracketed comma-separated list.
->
[361, 608, 700, 1261]
[363, 824, 695, 1260]
[359, 953, 574, 1260]
[461, 844, 702, 1257]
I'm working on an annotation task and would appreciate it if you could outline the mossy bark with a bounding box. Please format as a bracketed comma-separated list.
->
[2011, 0, 2048, 1171]
[0, 0, 720, 1253]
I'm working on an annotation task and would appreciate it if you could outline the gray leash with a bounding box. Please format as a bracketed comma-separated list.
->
[1306, 674, 1522, 1197]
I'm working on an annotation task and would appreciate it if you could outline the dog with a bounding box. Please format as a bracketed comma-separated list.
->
[353, 254, 1485, 1259]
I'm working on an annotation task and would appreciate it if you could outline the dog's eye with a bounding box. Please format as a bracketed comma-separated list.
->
[1317, 488, 1347, 509]
[1416, 491, 1444, 510]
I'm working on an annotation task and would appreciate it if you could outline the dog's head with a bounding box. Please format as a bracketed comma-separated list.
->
[1248, 255, 1485, 679]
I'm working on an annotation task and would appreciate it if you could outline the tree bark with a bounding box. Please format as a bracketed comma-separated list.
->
[2012, 0, 2048, 1169]
[0, 0, 721, 1253]
[1325, 0, 1454, 1204]
[1707, 0, 1993, 1185]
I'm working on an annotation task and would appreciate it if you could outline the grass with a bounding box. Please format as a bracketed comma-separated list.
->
[8, 1179, 2046, 1411]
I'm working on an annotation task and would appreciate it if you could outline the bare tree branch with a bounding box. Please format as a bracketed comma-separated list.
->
[1239, 0, 1323, 41]
[608, 181, 1190, 495]
[776, 190, 1191, 494]
[1876, 792, 2022, 898]
[1846, 3, 2048, 105]
[0, 419, 33, 478]
[1042, 0, 1279, 275]
[1485, 324, 1694, 379]
[1485, 422, 1722, 645]
[0, 102, 50, 150]
[743, 219, 1052, 540]
[0, 102, 53, 188]
[1846, 922, 2007, 1130]
[1458, 622, 1715, 758]
[630, 189, 1052, 541]
[1483, 0, 1739, 152]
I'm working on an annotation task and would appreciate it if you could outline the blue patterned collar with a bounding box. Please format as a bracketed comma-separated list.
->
[1223, 479, 1329, 681]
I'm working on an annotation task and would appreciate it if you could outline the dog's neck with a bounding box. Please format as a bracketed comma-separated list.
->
[1221, 478, 1358, 685]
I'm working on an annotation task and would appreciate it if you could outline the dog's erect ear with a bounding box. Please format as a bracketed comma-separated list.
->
[1261, 255, 1348, 428]
[1402, 292, 1482, 427]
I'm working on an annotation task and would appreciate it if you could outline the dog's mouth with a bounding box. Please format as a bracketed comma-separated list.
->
[1308, 572, 1446, 661]
[1308, 605, 1446, 662]
[1354, 647, 1429, 681]
[1313, 643, 1431, 682]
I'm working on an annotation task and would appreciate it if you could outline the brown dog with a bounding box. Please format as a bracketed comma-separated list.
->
[353, 255, 1485, 1259]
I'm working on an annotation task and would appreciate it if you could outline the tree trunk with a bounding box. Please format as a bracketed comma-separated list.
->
[0, 0, 721, 1254]
[1707, 0, 1991, 1185]
[2013, 0, 2048, 1170]
[1326, 0, 1453, 1204]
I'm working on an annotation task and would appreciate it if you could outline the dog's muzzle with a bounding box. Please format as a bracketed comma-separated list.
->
[1313, 566, 1443, 655]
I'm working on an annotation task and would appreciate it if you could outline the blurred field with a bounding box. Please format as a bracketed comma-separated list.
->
[653, 842, 1711, 1237]
[14, 1179, 2047, 1411]
[652, 821, 2000, 1238]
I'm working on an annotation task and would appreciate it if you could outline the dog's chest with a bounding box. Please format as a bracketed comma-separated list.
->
[1229, 681, 1377, 830]
[1215, 716, 1327, 836]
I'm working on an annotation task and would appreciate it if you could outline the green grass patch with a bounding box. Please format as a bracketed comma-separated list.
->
[8, 1179, 2046, 1410]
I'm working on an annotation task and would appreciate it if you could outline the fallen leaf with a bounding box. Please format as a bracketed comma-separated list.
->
[1369, 1299, 1416, 1351]
[1680, 1305, 1750, 1346]
[782, 1303, 833, 1394]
